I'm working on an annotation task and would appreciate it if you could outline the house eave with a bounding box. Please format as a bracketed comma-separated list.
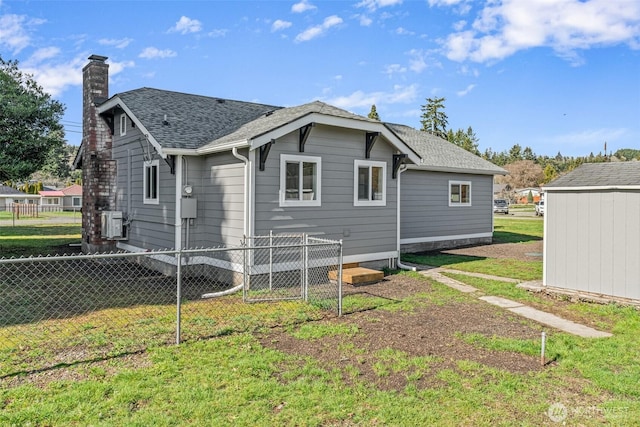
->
[195, 140, 249, 155]
[405, 164, 506, 176]
[97, 96, 167, 159]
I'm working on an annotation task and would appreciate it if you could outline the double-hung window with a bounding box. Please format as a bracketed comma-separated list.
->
[354, 160, 386, 206]
[143, 159, 159, 204]
[280, 154, 321, 207]
[449, 180, 471, 206]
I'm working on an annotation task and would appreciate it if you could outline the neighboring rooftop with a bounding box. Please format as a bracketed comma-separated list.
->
[544, 161, 640, 188]
[0, 185, 28, 195]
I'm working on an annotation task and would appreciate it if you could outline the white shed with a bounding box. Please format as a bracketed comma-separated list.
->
[542, 162, 640, 301]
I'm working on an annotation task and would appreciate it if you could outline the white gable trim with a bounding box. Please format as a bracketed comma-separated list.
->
[97, 96, 166, 159]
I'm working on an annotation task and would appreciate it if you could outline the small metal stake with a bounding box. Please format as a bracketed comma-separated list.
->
[541, 331, 546, 366]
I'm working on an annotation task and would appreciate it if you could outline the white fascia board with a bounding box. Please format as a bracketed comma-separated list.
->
[405, 164, 504, 176]
[195, 139, 249, 155]
[543, 185, 640, 192]
[250, 114, 422, 165]
[97, 97, 166, 159]
[162, 148, 199, 156]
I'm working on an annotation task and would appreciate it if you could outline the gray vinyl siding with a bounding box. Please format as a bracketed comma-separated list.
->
[112, 119, 176, 250]
[400, 170, 493, 240]
[191, 152, 246, 248]
[545, 190, 640, 300]
[253, 124, 398, 259]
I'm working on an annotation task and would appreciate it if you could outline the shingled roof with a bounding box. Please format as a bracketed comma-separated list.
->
[102, 88, 505, 174]
[385, 123, 506, 175]
[113, 88, 281, 149]
[544, 161, 640, 189]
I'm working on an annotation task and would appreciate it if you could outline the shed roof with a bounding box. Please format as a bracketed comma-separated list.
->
[39, 190, 65, 197]
[544, 162, 640, 190]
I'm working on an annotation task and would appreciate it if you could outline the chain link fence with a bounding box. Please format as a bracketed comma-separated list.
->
[0, 234, 342, 378]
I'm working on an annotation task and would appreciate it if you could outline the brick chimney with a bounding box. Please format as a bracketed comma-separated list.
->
[81, 54, 116, 253]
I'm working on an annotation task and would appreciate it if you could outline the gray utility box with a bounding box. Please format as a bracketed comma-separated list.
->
[181, 198, 197, 219]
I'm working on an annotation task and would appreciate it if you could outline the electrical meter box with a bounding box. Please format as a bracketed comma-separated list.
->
[181, 198, 197, 219]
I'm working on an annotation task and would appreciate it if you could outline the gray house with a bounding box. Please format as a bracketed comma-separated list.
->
[78, 55, 505, 268]
[543, 162, 640, 301]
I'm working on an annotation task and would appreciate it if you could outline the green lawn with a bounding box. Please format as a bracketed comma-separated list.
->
[1, 219, 639, 425]
[0, 224, 82, 257]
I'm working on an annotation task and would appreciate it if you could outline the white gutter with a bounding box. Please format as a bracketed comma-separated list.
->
[232, 147, 250, 237]
[396, 165, 416, 271]
[543, 185, 640, 191]
[174, 154, 183, 250]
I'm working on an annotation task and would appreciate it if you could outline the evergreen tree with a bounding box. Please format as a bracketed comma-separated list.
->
[367, 104, 380, 121]
[420, 97, 448, 139]
[0, 57, 65, 181]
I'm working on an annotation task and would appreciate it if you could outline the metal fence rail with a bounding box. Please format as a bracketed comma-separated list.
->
[0, 235, 342, 377]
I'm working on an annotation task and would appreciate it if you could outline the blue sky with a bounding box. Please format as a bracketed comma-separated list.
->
[1, 0, 639, 157]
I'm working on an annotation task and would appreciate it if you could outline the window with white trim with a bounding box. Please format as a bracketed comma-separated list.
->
[120, 114, 127, 136]
[143, 160, 159, 204]
[354, 160, 386, 206]
[279, 154, 321, 207]
[449, 180, 471, 206]
[72, 197, 81, 207]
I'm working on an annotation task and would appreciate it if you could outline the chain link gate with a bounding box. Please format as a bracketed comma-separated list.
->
[241, 233, 343, 312]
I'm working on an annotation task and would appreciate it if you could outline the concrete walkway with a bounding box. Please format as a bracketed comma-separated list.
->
[417, 266, 612, 339]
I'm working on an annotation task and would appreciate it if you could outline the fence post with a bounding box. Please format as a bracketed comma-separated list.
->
[242, 235, 248, 302]
[176, 250, 182, 345]
[269, 230, 273, 291]
[303, 234, 309, 302]
[338, 240, 343, 316]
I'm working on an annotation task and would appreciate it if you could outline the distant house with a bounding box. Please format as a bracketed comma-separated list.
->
[60, 184, 83, 211]
[0, 185, 40, 211]
[38, 189, 64, 211]
[514, 187, 542, 203]
[77, 54, 506, 266]
[542, 162, 640, 302]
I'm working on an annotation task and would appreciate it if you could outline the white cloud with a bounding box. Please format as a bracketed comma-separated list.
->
[295, 15, 343, 43]
[452, 20, 467, 31]
[0, 14, 45, 54]
[358, 15, 373, 26]
[28, 46, 60, 63]
[169, 16, 202, 35]
[384, 63, 407, 76]
[550, 127, 628, 145]
[395, 27, 414, 36]
[407, 49, 441, 73]
[456, 83, 476, 96]
[357, 0, 403, 12]
[272, 19, 292, 32]
[323, 84, 419, 110]
[98, 38, 133, 49]
[292, 0, 317, 13]
[139, 47, 177, 59]
[443, 0, 640, 64]
[207, 29, 228, 37]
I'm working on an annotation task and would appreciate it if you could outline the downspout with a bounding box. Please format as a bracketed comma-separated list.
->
[396, 165, 416, 271]
[232, 147, 250, 238]
[175, 154, 183, 250]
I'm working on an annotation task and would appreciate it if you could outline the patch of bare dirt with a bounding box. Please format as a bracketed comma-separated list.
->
[441, 240, 543, 261]
[259, 274, 545, 392]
